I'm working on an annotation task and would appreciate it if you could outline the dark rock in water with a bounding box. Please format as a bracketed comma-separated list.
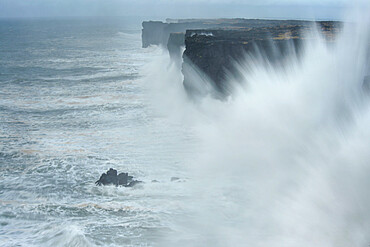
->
[107, 168, 117, 177]
[127, 180, 142, 187]
[95, 168, 141, 187]
[363, 75, 370, 92]
[170, 177, 180, 182]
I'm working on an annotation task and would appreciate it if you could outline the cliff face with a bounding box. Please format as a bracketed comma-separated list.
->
[141, 19, 312, 49]
[167, 32, 185, 63]
[141, 19, 341, 97]
[141, 20, 211, 48]
[182, 21, 340, 96]
[141, 21, 168, 48]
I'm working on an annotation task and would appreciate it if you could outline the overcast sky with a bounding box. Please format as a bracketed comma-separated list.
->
[0, 0, 365, 20]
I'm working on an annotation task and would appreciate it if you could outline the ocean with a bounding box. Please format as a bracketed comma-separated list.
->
[1, 16, 370, 247]
[0, 17, 196, 246]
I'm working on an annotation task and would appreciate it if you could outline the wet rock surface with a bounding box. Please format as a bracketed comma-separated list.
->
[182, 21, 341, 96]
[142, 18, 341, 97]
[142, 18, 272, 48]
[167, 32, 185, 64]
[95, 168, 141, 187]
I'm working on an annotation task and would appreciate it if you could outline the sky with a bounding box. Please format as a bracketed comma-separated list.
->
[0, 0, 363, 20]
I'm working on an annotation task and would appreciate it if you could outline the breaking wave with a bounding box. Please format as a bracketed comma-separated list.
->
[147, 12, 370, 247]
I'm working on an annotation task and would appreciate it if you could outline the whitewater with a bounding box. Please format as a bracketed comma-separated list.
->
[149, 13, 370, 247]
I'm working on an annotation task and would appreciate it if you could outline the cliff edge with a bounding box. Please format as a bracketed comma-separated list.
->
[182, 21, 340, 96]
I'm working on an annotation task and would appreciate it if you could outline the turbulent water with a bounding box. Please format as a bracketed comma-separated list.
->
[1, 15, 370, 247]
[146, 15, 370, 247]
[0, 17, 196, 246]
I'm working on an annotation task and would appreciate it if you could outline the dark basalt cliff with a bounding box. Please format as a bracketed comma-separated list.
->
[142, 19, 315, 49]
[142, 21, 168, 48]
[182, 21, 340, 96]
[142, 19, 227, 48]
[142, 19, 341, 97]
[167, 32, 185, 62]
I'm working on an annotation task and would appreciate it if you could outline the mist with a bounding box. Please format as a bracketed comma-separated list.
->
[142, 10, 370, 245]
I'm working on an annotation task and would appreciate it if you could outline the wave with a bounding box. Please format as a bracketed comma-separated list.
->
[147, 11, 370, 247]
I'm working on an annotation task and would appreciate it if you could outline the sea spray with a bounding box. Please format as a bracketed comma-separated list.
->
[147, 14, 370, 247]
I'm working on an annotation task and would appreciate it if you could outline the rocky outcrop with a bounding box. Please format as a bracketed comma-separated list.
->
[142, 19, 216, 48]
[167, 32, 185, 63]
[142, 19, 312, 49]
[364, 75, 370, 92]
[182, 21, 341, 96]
[142, 21, 168, 48]
[141, 20, 205, 48]
[142, 19, 341, 97]
[95, 168, 141, 187]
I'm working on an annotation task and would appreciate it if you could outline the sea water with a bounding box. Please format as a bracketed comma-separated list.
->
[0, 17, 196, 246]
[1, 15, 370, 247]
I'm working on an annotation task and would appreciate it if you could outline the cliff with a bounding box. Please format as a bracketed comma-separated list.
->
[141, 20, 218, 48]
[141, 19, 341, 97]
[141, 19, 312, 49]
[182, 21, 341, 96]
[167, 32, 185, 63]
[141, 21, 168, 48]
